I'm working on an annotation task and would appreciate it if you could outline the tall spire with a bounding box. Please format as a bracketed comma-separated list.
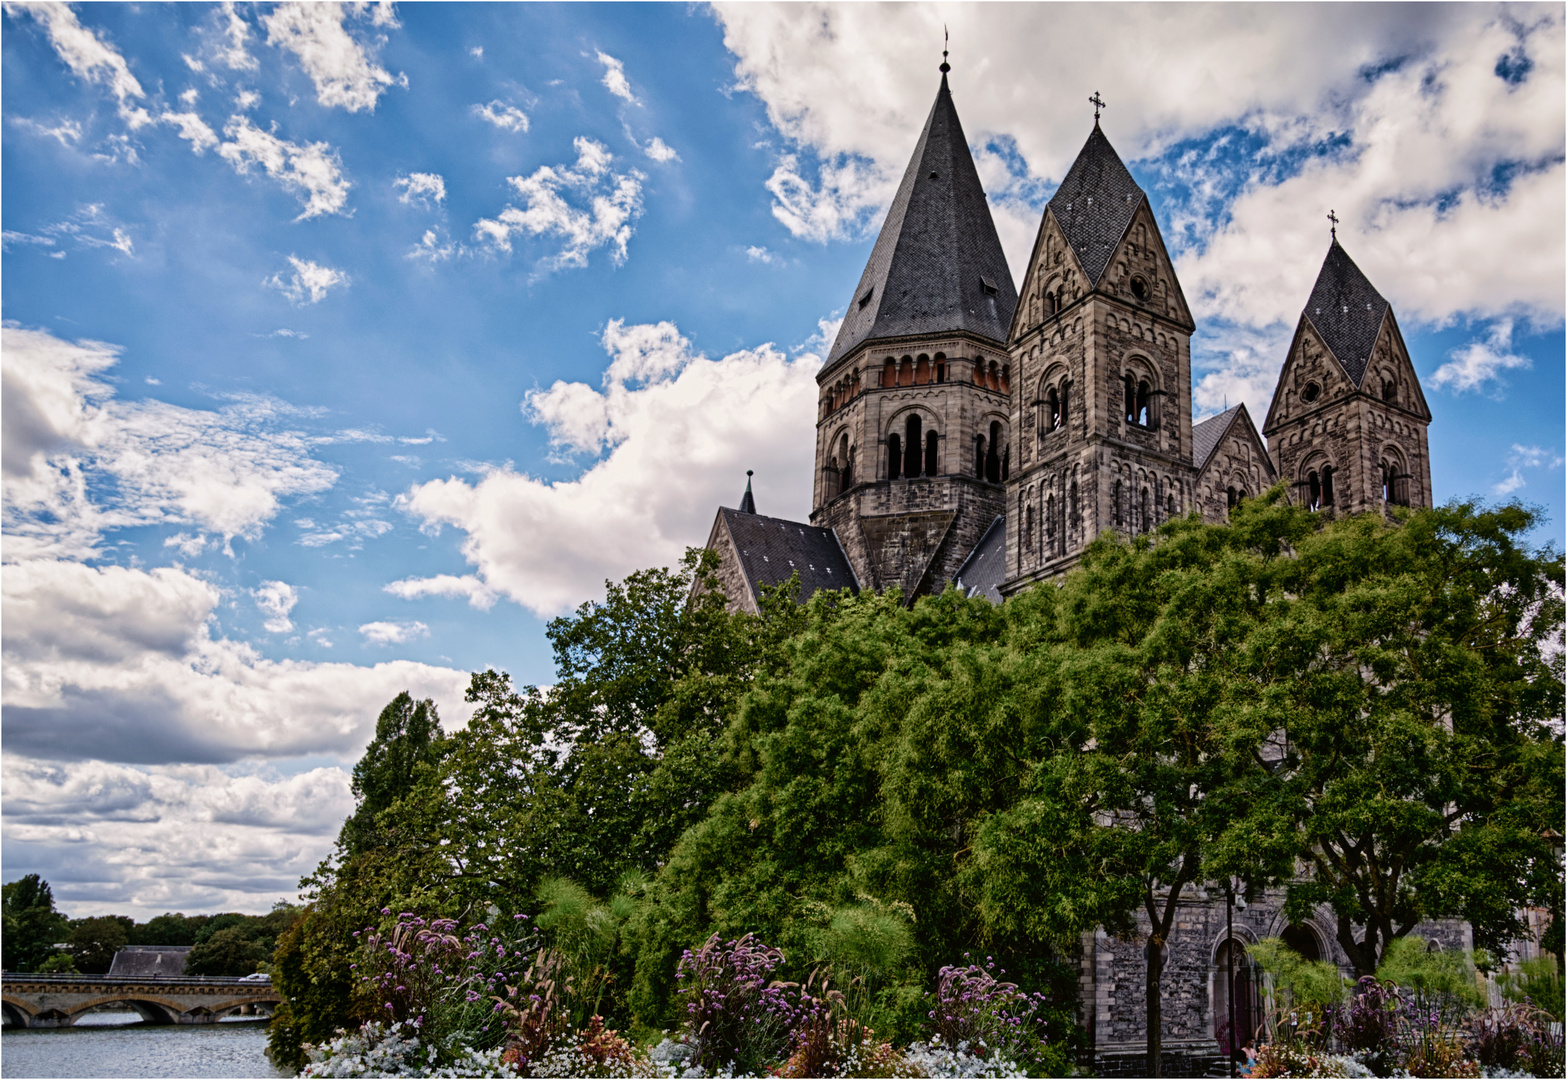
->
[824, 64, 1017, 366]
[738, 470, 756, 515]
[1302, 240, 1390, 387]
[1046, 123, 1145, 286]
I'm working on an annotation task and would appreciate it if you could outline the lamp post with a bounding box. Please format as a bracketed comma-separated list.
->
[1226, 881, 1236, 1078]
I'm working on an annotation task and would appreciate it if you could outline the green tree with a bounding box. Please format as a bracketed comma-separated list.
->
[186, 925, 268, 976]
[1247, 500, 1565, 975]
[2, 874, 71, 972]
[130, 912, 206, 946]
[339, 691, 446, 857]
[68, 915, 133, 974]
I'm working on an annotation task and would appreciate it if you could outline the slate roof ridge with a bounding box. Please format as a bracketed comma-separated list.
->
[952, 514, 1007, 603]
[1191, 404, 1243, 471]
[1301, 239, 1390, 388]
[1047, 123, 1146, 286]
[825, 71, 1018, 367]
[719, 507, 860, 603]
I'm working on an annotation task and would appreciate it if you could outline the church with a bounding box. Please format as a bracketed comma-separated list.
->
[699, 61, 1457, 1069]
[701, 60, 1435, 621]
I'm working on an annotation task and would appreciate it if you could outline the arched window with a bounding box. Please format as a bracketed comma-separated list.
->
[1000, 364, 1011, 393]
[1166, 492, 1175, 519]
[1141, 487, 1150, 533]
[898, 356, 914, 387]
[935, 353, 946, 384]
[1114, 479, 1123, 527]
[985, 421, 1003, 483]
[1226, 486, 1238, 512]
[1069, 481, 1079, 541]
[1136, 380, 1151, 427]
[888, 433, 902, 480]
[905, 415, 923, 478]
[1047, 387, 1061, 431]
[1046, 494, 1055, 551]
[974, 435, 986, 479]
[973, 360, 984, 386]
[925, 429, 939, 477]
[882, 358, 895, 388]
[1321, 465, 1334, 506]
[988, 361, 1001, 391]
[915, 355, 930, 385]
[1025, 504, 1035, 551]
[1382, 379, 1397, 403]
[1308, 470, 1322, 510]
[1061, 384, 1070, 429]
[1125, 374, 1137, 423]
[843, 444, 855, 489]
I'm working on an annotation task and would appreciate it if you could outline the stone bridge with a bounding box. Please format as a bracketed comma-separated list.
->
[1, 973, 280, 1028]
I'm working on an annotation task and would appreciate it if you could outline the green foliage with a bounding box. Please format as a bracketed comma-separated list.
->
[1375, 936, 1483, 1013]
[67, 915, 133, 974]
[340, 691, 446, 858]
[36, 952, 78, 974]
[1248, 937, 1350, 1030]
[130, 912, 207, 946]
[1499, 955, 1565, 1023]
[187, 925, 269, 976]
[2, 874, 70, 972]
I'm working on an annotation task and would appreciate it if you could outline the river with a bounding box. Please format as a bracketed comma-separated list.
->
[1, 1013, 287, 1079]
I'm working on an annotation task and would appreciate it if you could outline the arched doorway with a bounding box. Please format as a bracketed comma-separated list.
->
[1213, 938, 1260, 1055]
[1282, 923, 1322, 962]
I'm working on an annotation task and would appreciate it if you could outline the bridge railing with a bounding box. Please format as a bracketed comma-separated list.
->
[1, 973, 270, 987]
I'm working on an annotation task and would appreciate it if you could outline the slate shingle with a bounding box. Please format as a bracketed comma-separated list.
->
[1302, 241, 1390, 388]
[1191, 405, 1241, 471]
[722, 508, 859, 605]
[825, 74, 1018, 367]
[952, 514, 1007, 603]
[1048, 125, 1145, 286]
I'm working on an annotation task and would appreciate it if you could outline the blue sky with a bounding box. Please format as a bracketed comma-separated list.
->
[3, 2, 1562, 916]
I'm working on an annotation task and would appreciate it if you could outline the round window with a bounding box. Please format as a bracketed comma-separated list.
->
[1302, 382, 1321, 403]
[1130, 276, 1149, 302]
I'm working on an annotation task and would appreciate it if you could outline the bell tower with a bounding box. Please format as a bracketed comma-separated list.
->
[810, 59, 1018, 599]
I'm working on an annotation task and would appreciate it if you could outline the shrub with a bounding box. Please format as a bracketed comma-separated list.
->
[1248, 938, 1348, 1044]
[674, 932, 796, 1074]
[923, 955, 1062, 1075]
[300, 1020, 510, 1078]
[493, 948, 573, 1073]
[1332, 977, 1402, 1075]
[1499, 955, 1566, 1025]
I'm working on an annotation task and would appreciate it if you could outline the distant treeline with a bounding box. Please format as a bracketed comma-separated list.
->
[1, 873, 300, 976]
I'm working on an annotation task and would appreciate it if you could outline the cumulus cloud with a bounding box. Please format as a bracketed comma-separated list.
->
[5, 0, 153, 129]
[359, 620, 429, 646]
[596, 50, 638, 104]
[266, 255, 348, 305]
[2, 325, 338, 560]
[251, 580, 299, 633]
[394, 171, 446, 207]
[399, 319, 820, 617]
[11, 115, 84, 146]
[643, 136, 679, 163]
[218, 115, 353, 219]
[1430, 319, 1533, 395]
[1, 559, 468, 765]
[472, 137, 645, 272]
[746, 245, 779, 265]
[261, 2, 403, 113]
[160, 109, 219, 154]
[211, 1, 259, 72]
[765, 153, 893, 243]
[406, 228, 460, 263]
[1493, 443, 1565, 496]
[473, 100, 529, 133]
[2, 755, 355, 916]
[383, 573, 498, 610]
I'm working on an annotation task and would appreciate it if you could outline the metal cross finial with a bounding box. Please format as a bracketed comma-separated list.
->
[940, 26, 950, 74]
[1327, 209, 1339, 240]
[1089, 91, 1106, 122]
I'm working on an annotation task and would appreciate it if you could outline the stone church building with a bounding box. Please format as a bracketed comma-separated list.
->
[700, 64, 1449, 1068]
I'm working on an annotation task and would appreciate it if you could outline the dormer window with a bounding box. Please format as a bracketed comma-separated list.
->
[858, 288, 874, 309]
[980, 276, 998, 297]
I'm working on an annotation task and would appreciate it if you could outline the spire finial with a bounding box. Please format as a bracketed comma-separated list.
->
[739, 470, 756, 515]
[1327, 208, 1339, 241]
[1089, 91, 1106, 124]
[940, 26, 949, 74]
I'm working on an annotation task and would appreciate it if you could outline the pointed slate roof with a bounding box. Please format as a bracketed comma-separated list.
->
[825, 72, 1018, 366]
[952, 514, 1007, 603]
[721, 508, 859, 603]
[1048, 124, 1145, 286]
[738, 470, 756, 515]
[1302, 241, 1390, 387]
[1191, 405, 1243, 472]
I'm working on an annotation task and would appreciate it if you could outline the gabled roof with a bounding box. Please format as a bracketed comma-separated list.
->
[721, 508, 859, 604]
[108, 946, 191, 978]
[1302, 240, 1390, 387]
[825, 72, 1017, 366]
[1191, 405, 1243, 471]
[952, 514, 1007, 603]
[1047, 124, 1145, 286]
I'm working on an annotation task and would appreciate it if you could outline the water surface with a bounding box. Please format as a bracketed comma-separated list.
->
[1, 1015, 285, 1079]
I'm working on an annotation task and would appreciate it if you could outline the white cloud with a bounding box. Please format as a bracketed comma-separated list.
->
[266, 255, 348, 305]
[383, 573, 498, 610]
[160, 110, 219, 154]
[596, 50, 638, 104]
[746, 245, 779, 265]
[218, 115, 352, 219]
[400, 319, 821, 617]
[12, 115, 84, 146]
[234, 88, 261, 111]
[473, 137, 645, 272]
[2, 755, 356, 917]
[178, 87, 200, 106]
[213, 1, 258, 72]
[472, 100, 529, 133]
[406, 228, 459, 263]
[765, 153, 893, 243]
[1493, 443, 1565, 496]
[469, 46, 483, 60]
[644, 136, 679, 163]
[2, 229, 56, 250]
[2, 326, 338, 560]
[261, 2, 402, 113]
[359, 620, 429, 646]
[251, 580, 299, 633]
[5, 0, 153, 129]
[1430, 319, 1533, 395]
[394, 171, 446, 207]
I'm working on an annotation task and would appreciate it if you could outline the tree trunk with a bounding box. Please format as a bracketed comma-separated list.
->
[1335, 914, 1378, 978]
[1146, 929, 1165, 1077]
